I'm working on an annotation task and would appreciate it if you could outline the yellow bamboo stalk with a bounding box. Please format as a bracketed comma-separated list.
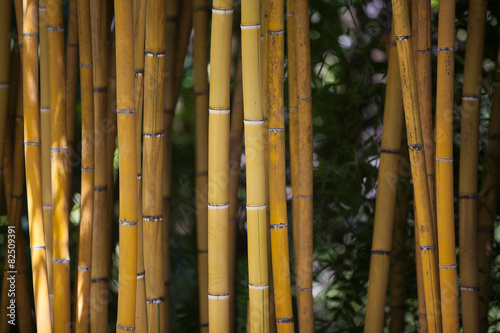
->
[89, 0, 109, 329]
[227, 51, 243, 333]
[435, 0, 459, 330]
[75, 0, 94, 330]
[364, 28, 404, 332]
[459, 0, 488, 331]
[133, 0, 147, 331]
[241, 0, 270, 331]
[193, 0, 210, 331]
[38, 0, 54, 324]
[143, 0, 166, 330]
[391, 0, 442, 330]
[66, 0, 79, 204]
[0, 0, 11, 208]
[478, 46, 500, 332]
[173, 0, 194, 101]
[46, 0, 71, 329]
[114, 0, 138, 331]
[208, 1, 233, 331]
[267, 0, 295, 331]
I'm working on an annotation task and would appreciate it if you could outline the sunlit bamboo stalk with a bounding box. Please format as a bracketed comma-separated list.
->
[478, 46, 500, 332]
[143, 0, 167, 330]
[391, 0, 442, 329]
[435, 0, 459, 330]
[208, 1, 233, 331]
[459, 0, 488, 331]
[193, 0, 210, 330]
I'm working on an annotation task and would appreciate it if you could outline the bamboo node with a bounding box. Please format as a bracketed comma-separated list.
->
[390, 305, 406, 310]
[164, 108, 175, 114]
[163, 196, 171, 202]
[460, 285, 479, 291]
[208, 293, 230, 300]
[90, 277, 109, 284]
[116, 324, 135, 332]
[407, 143, 423, 151]
[137, 173, 142, 180]
[276, 317, 294, 324]
[492, 81, 500, 87]
[196, 171, 208, 177]
[81, 167, 95, 172]
[270, 222, 288, 229]
[194, 5, 210, 12]
[134, 70, 144, 77]
[438, 264, 457, 269]
[94, 87, 107, 93]
[394, 33, 411, 41]
[39, 6, 46, 11]
[417, 49, 431, 54]
[436, 157, 453, 162]
[144, 50, 166, 57]
[117, 108, 136, 114]
[419, 245, 435, 251]
[47, 26, 64, 32]
[78, 266, 91, 271]
[487, 134, 500, 140]
[371, 249, 390, 255]
[249, 284, 269, 290]
[244, 119, 265, 125]
[389, 42, 396, 47]
[43, 204, 52, 210]
[246, 204, 266, 210]
[418, 313, 427, 317]
[478, 226, 494, 233]
[462, 96, 479, 101]
[298, 97, 312, 102]
[164, 281, 170, 286]
[40, 107, 50, 112]
[458, 193, 478, 199]
[437, 46, 454, 52]
[380, 148, 399, 155]
[23, 32, 38, 37]
[30, 245, 46, 250]
[142, 215, 163, 222]
[197, 249, 208, 253]
[137, 271, 145, 279]
[194, 90, 209, 96]
[0, 83, 9, 88]
[229, 218, 237, 224]
[49, 292, 54, 296]
[119, 219, 138, 226]
[298, 195, 313, 199]
[143, 131, 165, 138]
[208, 203, 229, 210]
[200, 323, 209, 327]
[212, 8, 233, 15]
[166, 15, 178, 22]
[209, 108, 231, 115]
[286, 13, 295, 17]
[298, 286, 313, 292]
[94, 185, 108, 192]
[24, 141, 40, 146]
[80, 63, 92, 68]
[268, 127, 285, 133]
[268, 29, 285, 36]
[52, 258, 70, 264]
[241, 24, 261, 30]
[289, 106, 298, 111]
[146, 296, 165, 304]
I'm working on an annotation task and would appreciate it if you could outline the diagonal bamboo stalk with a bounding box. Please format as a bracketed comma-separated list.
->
[193, 0, 210, 331]
[143, 0, 167, 330]
[115, 0, 138, 331]
[133, 0, 147, 331]
[435, 0, 459, 330]
[208, 1, 233, 331]
[46, 0, 71, 329]
[391, 0, 442, 330]
[364, 27, 405, 333]
[173, 0, 193, 101]
[267, 0, 295, 331]
[478, 45, 500, 332]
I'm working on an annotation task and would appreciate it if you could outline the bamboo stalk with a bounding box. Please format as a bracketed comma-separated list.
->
[208, 1, 233, 331]
[143, 0, 166, 330]
[459, 0, 488, 331]
[173, 0, 194, 101]
[75, 0, 94, 330]
[478, 46, 500, 332]
[267, 0, 295, 331]
[133, 0, 147, 331]
[364, 27, 405, 332]
[193, 0, 210, 331]
[391, 0, 442, 329]
[227, 51, 243, 333]
[435, 0, 459, 330]
[114, 0, 138, 331]
[241, 0, 270, 331]
[46, 0, 71, 329]
[66, 0, 79, 204]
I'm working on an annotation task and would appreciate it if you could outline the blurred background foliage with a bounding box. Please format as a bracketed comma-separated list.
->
[3, 0, 500, 331]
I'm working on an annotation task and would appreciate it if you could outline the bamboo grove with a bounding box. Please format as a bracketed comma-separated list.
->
[5, 0, 500, 331]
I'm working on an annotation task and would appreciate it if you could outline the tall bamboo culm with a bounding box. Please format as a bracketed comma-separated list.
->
[478, 46, 500, 332]
[75, 0, 94, 330]
[364, 27, 404, 333]
[208, 1, 233, 331]
[459, 0, 488, 331]
[241, 0, 270, 331]
[227, 54, 243, 333]
[133, 0, 147, 331]
[267, 0, 295, 331]
[173, 0, 193, 100]
[66, 0, 79, 203]
[163, 2, 179, 330]
[193, 0, 210, 331]
[47, 0, 71, 330]
[435, 0, 459, 330]
[143, 0, 166, 330]
[391, 0, 442, 330]
[115, 0, 138, 331]
[295, 0, 314, 329]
